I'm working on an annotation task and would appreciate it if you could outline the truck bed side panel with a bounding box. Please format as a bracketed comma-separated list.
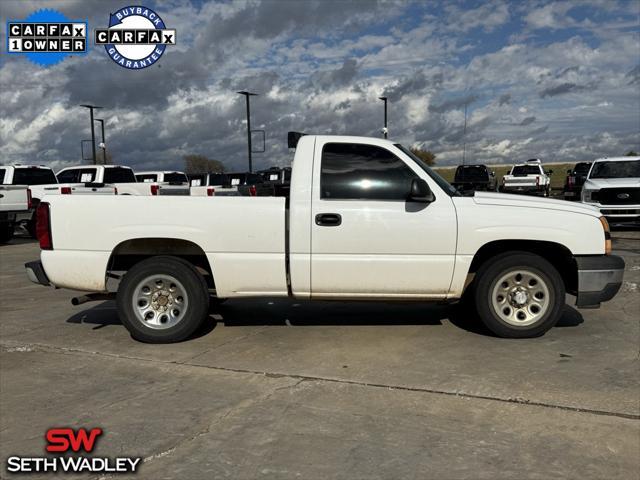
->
[42, 196, 287, 295]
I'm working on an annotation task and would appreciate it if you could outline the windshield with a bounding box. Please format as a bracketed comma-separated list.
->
[455, 165, 488, 180]
[511, 165, 541, 176]
[395, 144, 460, 196]
[13, 167, 57, 185]
[590, 160, 640, 179]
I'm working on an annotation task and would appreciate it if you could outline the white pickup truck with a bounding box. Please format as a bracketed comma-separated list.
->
[0, 165, 116, 237]
[56, 165, 162, 196]
[581, 157, 640, 226]
[135, 171, 191, 196]
[26, 135, 624, 343]
[501, 159, 552, 196]
[0, 185, 29, 243]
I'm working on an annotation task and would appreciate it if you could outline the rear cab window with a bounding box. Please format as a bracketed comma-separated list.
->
[0, 168, 6, 184]
[511, 165, 542, 176]
[57, 168, 97, 183]
[104, 168, 136, 183]
[163, 172, 188, 183]
[136, 174, 158, 183]
[13, 167, 57, 185]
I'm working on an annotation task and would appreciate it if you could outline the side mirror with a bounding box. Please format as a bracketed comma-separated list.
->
[546, 169, 553, 175]
[566, 169, 572, 174]
[490, 171, 495, 177]
[409, 178, 435, 203]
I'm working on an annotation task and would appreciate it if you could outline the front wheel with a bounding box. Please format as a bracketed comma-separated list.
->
[473, 252, 565, 338]
[116, 256, 210, 343]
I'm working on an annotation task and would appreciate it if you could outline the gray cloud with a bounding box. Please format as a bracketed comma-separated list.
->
[519, 116, 536, 126]
[539, 82, 593, 98]
[498, 93, 511, 106]
[429, 94, 478, 113]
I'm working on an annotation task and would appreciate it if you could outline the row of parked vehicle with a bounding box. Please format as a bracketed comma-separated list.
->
[0, 163, 292, 242]
[449, 156, 639, 226]
[451, 159, 553, 196]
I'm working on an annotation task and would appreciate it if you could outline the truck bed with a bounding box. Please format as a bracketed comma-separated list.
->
[41, 195, 288, 295]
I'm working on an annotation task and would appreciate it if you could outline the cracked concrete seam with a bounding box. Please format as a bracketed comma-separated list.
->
[141, 377, 304, 465]
[1, 340, 639, 421]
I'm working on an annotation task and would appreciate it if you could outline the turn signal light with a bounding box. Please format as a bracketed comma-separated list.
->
[150, 184, 159, 195]
[600, 216, 611, 255]
[207, 187, 215, 196]
[60, 186, 72, 194]
[249, 185, 257, 197]
[27, 188, 32, 209]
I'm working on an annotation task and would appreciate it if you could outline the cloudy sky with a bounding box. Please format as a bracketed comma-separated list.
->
[1, 0, 639, 172]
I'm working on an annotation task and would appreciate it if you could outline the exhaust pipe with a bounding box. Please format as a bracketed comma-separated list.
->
[71, 293, 115, 306]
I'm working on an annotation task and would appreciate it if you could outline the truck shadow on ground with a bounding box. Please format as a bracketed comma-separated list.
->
[66, 298, 584, 340]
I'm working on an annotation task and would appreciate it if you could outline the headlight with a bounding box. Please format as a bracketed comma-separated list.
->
[600, 216, 612, 255]
[582, 189, 597, 203]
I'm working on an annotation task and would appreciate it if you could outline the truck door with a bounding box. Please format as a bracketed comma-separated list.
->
[310, 141, 457, 298]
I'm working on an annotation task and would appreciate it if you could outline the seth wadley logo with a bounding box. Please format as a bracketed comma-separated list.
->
[95, 5, 175, 69]
[5, 427, 141, 474]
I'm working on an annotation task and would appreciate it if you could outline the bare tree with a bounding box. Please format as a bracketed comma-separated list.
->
[183, 155, 225, 174]
[409, 147, 436, 166]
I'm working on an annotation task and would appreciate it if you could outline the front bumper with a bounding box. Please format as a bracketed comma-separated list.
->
[25, 260, 50, 286]
[575, 255, 624, 308]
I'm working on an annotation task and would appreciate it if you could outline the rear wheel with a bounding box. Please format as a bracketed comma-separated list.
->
[116, 256, 210, 343]
[0, 223, 14, 244]
[473, 252, 565, 338]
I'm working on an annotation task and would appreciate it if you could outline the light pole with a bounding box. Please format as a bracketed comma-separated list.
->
[95, 118, 106, 164]
[462, 102, 468, 166]
[378, 96, 388, 139]
[237, 91, 258, 172]
[80, 104, 102, 165]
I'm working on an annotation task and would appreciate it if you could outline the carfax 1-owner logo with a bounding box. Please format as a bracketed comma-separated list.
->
[6, 9, 87, 66]
[95, 5, 176, 69]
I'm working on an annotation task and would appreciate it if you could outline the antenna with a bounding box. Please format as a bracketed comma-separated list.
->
[462, 102, 468, 166]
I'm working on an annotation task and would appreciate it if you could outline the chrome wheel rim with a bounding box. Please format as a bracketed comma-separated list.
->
[132, 274, 188, 330]
[491, 269, 550, 327]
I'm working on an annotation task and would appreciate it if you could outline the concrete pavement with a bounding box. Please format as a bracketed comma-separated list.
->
[1, 232, 638, 479]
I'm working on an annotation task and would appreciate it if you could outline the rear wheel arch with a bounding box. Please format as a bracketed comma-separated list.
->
[107, 238, 216, 290]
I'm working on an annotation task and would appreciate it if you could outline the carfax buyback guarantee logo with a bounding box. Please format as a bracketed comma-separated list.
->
[95, 5, 175, 69]
[6, 9, 87, 66]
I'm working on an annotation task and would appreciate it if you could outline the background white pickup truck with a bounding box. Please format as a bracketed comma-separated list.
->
[581, 156, 640, 227]
[501, 159, 552, 196]
[0, 185, 29, 243]
[56, 165, 162, 196]
[135, 171, 191, 196]
[188, 173, 239, 196]
[0, 165, 116, 237]
[26, 135, 624, 343]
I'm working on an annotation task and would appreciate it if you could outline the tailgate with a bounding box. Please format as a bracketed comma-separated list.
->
[0, 186, 29, 212]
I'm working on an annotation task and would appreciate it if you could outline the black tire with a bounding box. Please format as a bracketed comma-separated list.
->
[116, 256, 210, 343]
[473, 252, 565, 338]
[0, 223, 14, 244]
[26, 218, 37, 238]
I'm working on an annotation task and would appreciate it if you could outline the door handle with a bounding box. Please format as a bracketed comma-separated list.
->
[315, 213, 342, 227]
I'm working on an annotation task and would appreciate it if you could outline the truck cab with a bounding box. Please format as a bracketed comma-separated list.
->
[501, 159, 552, 196]
[56, 165, 158, 196]
[0, 165, 116, 236]
[135, 171, 191, 196]
[451, 164, 497, 194]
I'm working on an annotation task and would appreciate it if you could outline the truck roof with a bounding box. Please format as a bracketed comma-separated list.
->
[592, 156, 640, 162]
[136, 170, 186, 175]
[298, 135, 399, 149]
